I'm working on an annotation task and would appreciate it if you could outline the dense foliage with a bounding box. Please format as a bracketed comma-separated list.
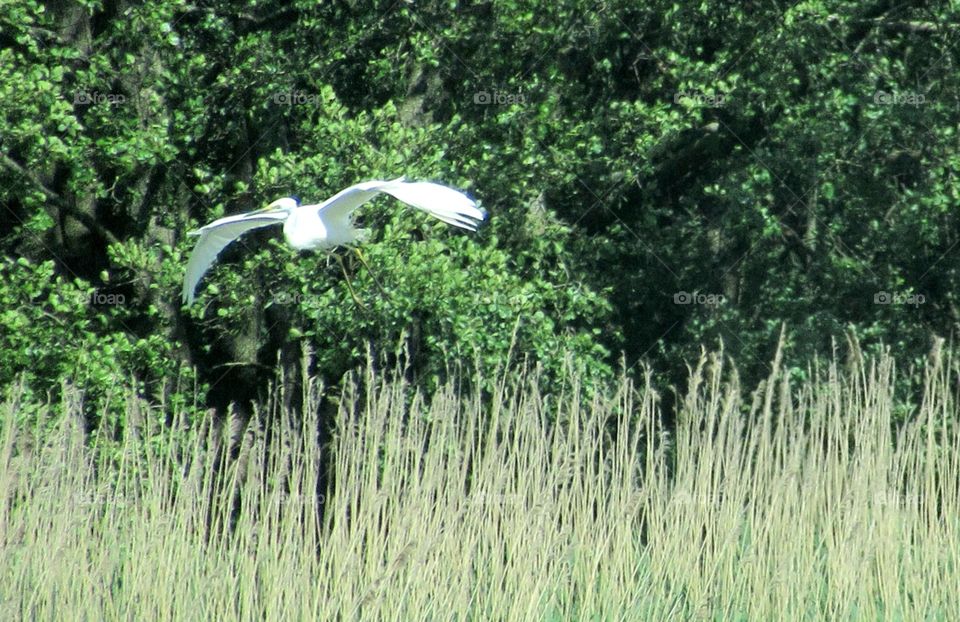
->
[2, 1, 958, 423]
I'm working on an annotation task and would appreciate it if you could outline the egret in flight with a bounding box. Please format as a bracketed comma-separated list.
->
[182, 177, 484, 305]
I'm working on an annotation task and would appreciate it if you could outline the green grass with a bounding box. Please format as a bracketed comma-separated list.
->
[1, 343, 958, 620]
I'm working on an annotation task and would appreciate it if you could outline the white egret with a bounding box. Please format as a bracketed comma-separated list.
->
[181, 177, 484, 305]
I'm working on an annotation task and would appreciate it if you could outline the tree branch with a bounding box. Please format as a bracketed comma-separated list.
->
[0, 153, 121, 246]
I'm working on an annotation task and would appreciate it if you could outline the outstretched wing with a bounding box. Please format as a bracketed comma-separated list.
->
[182, 212, 287, 305]
[380, 181, 485, 230]
[311, 177, 405, 229]
[315, 177, 485, 231]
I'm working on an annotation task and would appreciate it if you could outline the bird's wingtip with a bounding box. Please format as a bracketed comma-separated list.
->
[181, 282, 196, 306]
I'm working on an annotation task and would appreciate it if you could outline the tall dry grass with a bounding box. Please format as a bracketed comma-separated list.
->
[1, 340, 958, 620]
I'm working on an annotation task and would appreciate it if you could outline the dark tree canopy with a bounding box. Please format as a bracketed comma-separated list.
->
[2, 0, 958, 426]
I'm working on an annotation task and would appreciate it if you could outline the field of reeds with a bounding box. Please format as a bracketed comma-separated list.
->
[2, 340, 958, 620]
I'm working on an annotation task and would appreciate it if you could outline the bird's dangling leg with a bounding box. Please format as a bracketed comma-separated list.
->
[352, 247, 388, 299]
[334, 253, 368, 311]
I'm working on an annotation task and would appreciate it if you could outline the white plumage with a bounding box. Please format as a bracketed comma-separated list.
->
[182, 177, 484, 305]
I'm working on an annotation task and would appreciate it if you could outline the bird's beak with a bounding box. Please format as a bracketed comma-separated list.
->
[250, 199, 285, 214]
